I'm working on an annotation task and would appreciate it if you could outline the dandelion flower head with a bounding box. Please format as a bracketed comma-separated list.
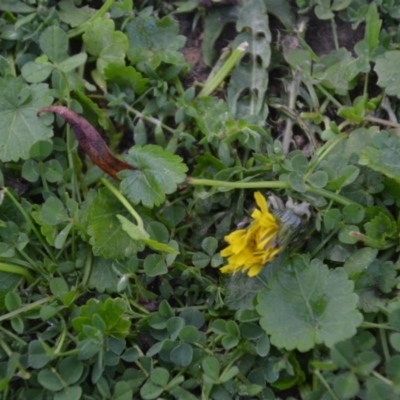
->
[220, 192, 281, 277]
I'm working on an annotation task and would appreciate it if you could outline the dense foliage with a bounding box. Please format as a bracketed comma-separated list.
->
[1, 0, 400, 399]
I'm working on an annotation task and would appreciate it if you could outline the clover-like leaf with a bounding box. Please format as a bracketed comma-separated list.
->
[119, 145, 188, 208]
[257, 255, 363, 351]
[103, 64, 149, 94]
[87, 188, 144, 259]
[72, 298, 130, 339]
[0, 77, 53, 162]
[83, 19, 128, 74]
[126, 15, 186, 69]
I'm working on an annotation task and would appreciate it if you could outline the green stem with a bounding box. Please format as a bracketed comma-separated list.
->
[361, 321, 392, 330]
[4, 188, 55, 261]
[330, 17, 339, 51]
[100, 178, 144, 229]
[0, 339, 30, 380]
[364, 115, 400, 130]
[282, 72, 300, 155]
[0, 262, 34, 285]
[198, 42, 248, 97]
[80, 244, 93, 289]
[0, 326, 27, 345]
[310, 225, 341, 258]
[0, 296, 53, 322]
[186, 177, 357, 206]
[305, 134, 347, 179]
[67, 0, 116, 38]
[113, 97, 177, 135]
[314, 369, 340, 400]
[372, 371, 393, 387]
[378, 314, 391, 363]
[316, 85, 342, 108]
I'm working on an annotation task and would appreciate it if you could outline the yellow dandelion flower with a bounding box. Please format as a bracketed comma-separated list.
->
[220, 192, 281, 277]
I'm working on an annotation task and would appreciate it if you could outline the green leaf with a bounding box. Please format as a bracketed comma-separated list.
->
[39, 26, 69, 63]
[72, 298, 130, 339]
[257, 255, 363, 351]
[375, 51, 400, 98]
[58, 53, 88, 73]
[119, 145, 187, 208]
[88, 257, 119, 293]
[307, 171, 328, 188]
[103, 64, 149, 94]
[58, 0, 96, 27]
[359, 130, 400, 180]
[41, 197, 69, 226]
[313, 49, 359, 95]
[126, 15, 186, 69]
[144, 254, 168, 277]
[170, 342, 193, 367]
[288, 172, 307, 192]
[37, 368, 64, 391]
[28, 340, 53, 369]
[83, 19, 128, 74]
[4, 291, 21, 311]
[365, 3, 382, 54]
[140, 382, 163, 400]
[50, 277, 68, 298]
[59, 357, 83, 385]
[87, 188, 144, 259]
[228, 0, 270, 122]
[202, 356, 220, 381]
[151, 367, 169, 387]
[342, 204, 364, 224]
[333, 372, 359, 399]
[54, 387, 82, 400]
[117, 215, 178, 254]
[0, 77, 53, 162]
[21, 60, 53, 83]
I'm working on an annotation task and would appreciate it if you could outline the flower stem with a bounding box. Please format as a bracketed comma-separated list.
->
[186, 177, 357, 206]
[0, 262, 34, 285]
[100, 178, 144, 229]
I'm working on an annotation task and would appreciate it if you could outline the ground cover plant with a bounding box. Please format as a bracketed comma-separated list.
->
[2, 0, 400, 398]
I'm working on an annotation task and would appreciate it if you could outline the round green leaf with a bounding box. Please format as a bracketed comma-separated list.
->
[38, 369, 64, 391]
[144, 254, 168, 277]
[307, 171, 328, 188]
[170, 342, 193, 367]
[338, 225, 360, 244]
[21, 61, 53, 83]
[178, 326, 201, 343]
[39, 26, 68, 63]
[390, 332, 400, 352]
[179, 308, 205, 329]
[54, 386, 82, 400]
[21, 159, 40, 182]
[192, 252, 210, 268]
[166, 317, 185, 340]
[140, 382, 163, 400]
[333, 372, 359, 399]
[202, 356, 220, 381]
[288, 172, 306, 193]
[257, 255, 363, 351]
[201, 237, 218, 256]
[150, 367, 169, 387]
[387, 355, 400, 383]
[256, 333, 270, 357]
[342, 204, 364, 224]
